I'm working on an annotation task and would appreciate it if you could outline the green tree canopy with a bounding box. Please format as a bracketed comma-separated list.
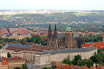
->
[72, 55, 81, 65]
[62, 56, 72, 65]
[7, 52, 11, 58]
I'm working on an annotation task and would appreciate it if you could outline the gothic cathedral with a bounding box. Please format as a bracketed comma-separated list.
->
[47, 24, 79, 49]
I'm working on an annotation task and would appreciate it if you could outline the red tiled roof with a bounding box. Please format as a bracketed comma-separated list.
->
[90, 67, 96, 69]
[31, 45, 48, 51]
[0, 28, 9, 36]
[82, 43, 91, 47]
[2, 56, 23, 62]
[82, 42, 104, 48]
[9, 27, 38, 35]
[96, 67, 104, 69]
[6, 45, 49, 52]
[2, 60, 8, 65]
[56, 63, 73, 69]
[81, 66, 89, 69]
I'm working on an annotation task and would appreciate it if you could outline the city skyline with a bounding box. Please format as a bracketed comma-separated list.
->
[0, 0, 103, 10]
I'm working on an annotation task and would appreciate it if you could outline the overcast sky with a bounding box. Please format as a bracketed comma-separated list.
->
[0, 0, 103, 10]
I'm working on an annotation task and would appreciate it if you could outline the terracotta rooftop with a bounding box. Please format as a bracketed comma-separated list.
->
[82, 42, 104, 48]
[6, 44, 49, 52]
[2, 56, 23, 61]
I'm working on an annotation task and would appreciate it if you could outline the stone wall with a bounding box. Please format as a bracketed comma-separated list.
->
[34, 48, 97, 66]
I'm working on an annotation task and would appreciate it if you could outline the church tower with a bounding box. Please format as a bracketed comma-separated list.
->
[64, 24, 74, 48]
[47, 24, 58, 48]
[47, 24, 52, 47]
[48, 24, 52, 39]
[53, 24, 58, 39]
[52, 24, 58, 48]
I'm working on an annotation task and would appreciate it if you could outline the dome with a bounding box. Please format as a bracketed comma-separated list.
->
[65, 24, 72, 32]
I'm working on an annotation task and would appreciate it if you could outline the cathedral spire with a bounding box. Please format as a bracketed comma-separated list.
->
[53, 24, 58, 39]
[48, 24, 52, 38]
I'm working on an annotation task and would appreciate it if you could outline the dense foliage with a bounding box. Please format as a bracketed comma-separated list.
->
[90, 49, 104, 66]
[7, 52, 12, 58]
[22, 64, 28, 69]
[81, 35, 103, 42]
[62, 55, 93, 68]
[20, 35, 47, 45]
[61, 49, 104, 68]
[0, 35, 47, 46]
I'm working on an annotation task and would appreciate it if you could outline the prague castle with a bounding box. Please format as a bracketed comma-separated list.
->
[47, 24, 79, 49]
[0, 24, 97, 69]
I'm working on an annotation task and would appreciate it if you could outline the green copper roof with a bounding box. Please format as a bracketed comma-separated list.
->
[65, 24, 72, 32]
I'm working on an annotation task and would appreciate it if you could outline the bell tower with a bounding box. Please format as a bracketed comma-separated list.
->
[64, 24, 74, 48]
[53, 24, 58, 48]
[47, 24, 52, 47]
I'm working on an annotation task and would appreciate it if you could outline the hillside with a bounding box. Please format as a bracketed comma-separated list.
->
[0, 12, 104, 31]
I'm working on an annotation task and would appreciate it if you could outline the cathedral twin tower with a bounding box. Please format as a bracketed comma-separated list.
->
[47, 24, 78, 49]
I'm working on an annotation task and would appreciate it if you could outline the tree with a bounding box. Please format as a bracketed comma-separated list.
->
[77, 59, 87, 66]
[0, 46, 2, 49]
[42, 67, 49, 69]
[52, 65, 56, 69]
[7, 52, 11, 58]
[22, 64, 28, 69]
[62, 56, 72, 65]
[14, 67, 21, 69]
[72, 55, 81, 65]
[90, 55, 97, 63]
[86, 59, 93, 68]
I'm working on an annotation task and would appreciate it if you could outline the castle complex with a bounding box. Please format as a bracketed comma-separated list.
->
[48, 24, 79, 49]
[0, 24, 97, 69]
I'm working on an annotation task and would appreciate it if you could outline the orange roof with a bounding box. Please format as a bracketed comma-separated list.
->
[90, 67, 96, 69]
[0, 28, 10, 36]
[0, 44, 2, 46]
[2, 60, 8, 65]
[82, 42, 104, 48]
[82, 43, 91, 47]
[81, 66, 89, 69]
[6, 44, 49, 52]
[96, 67, 104, 69]
[2, 56, 23, 61]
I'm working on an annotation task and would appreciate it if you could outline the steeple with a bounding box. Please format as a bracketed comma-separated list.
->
[48, 24, 52, 38]
[53, 24, 58, 39]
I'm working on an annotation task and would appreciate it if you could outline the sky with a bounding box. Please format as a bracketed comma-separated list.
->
[0, 0, 104, 10]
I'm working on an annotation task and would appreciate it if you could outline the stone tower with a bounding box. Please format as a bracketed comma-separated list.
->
[47, 24, 52, 47]
[48, 24, 52, 39]
[52, 24, 58, 48]
[47, 24, 58, 48]
[64, 24, 75, 48]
